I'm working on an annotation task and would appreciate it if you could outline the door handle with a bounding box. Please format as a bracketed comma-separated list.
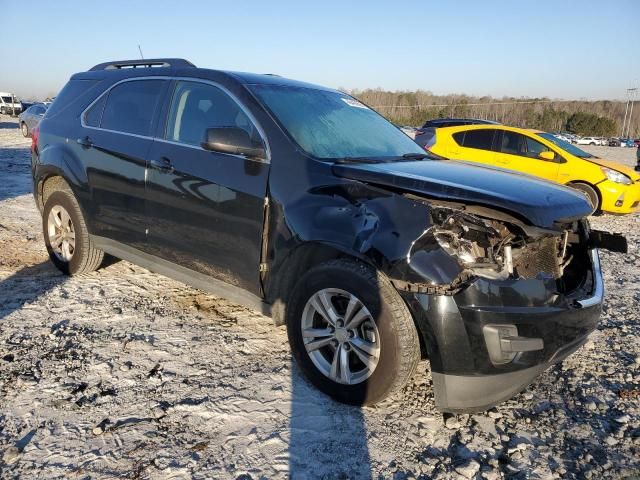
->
[76, 136, 93, 148]
[149, 157, 175, 174]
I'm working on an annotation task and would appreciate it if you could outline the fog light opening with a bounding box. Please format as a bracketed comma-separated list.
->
[483, 324, 544, 365]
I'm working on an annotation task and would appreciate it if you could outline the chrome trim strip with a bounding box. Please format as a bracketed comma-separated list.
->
[79, 75, 271, 163]
[577, 249, 604, 308]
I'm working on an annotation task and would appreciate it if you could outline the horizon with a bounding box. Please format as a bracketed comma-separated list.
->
[1, 0, 639, 101]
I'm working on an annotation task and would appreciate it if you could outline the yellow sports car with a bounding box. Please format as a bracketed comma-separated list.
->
[426, 125, 640, 214]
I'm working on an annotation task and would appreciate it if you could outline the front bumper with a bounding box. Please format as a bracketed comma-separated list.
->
[403, 249, 604, 413]
[598, 180, 640, 214]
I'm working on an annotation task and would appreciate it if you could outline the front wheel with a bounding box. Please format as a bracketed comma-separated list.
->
[43, 190, 104, 275]
[568, 182, 600, 214]
[286, 259, 420, 405]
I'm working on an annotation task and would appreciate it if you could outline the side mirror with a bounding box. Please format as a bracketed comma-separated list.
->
[201, 127, 266, 160]
[538, 151, 556, 161]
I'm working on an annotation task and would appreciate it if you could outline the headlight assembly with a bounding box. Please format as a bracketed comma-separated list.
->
[601, 167, 632, 185]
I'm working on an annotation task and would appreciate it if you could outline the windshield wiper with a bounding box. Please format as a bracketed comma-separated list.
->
[402, 153, 430, 160]
[335, 157, 382, 164]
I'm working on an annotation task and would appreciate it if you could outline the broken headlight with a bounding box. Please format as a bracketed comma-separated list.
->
[431, 209, 514, 280]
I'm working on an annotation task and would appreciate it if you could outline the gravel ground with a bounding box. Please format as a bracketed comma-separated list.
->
[0, 115, 638, 479]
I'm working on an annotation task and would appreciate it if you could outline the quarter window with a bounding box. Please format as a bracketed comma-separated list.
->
[84, 94, 107, 127]
[165, 81, 260, 147]
[100, 80, 165, 136]
[453, 129, 495, 151]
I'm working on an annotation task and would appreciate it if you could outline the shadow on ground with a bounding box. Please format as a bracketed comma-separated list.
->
[0, 262, 66, 322]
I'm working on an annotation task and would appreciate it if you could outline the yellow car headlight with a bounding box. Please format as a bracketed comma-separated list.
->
[601, 167, 632, 185]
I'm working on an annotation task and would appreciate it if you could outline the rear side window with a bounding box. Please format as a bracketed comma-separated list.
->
[100, 80, 164, 136]
[453, 129, 495, 151]
[45, 79, 98, 118]
[165, 81, 260, 147]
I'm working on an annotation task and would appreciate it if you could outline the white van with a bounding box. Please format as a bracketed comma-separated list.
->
[0, 92, 22, 115]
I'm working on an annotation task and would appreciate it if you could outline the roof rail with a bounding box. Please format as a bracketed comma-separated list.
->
[89, 58, 196, 71]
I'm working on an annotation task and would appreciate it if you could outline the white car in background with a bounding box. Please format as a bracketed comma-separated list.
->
[575, 136, 606, 146]
[0, 92, 22, 115]
[552, 133, 573, 143]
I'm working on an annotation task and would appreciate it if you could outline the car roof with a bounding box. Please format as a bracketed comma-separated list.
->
[436, 124, 542, 135]
[72, 58, 339, 93]
[426, 117, 499, 124]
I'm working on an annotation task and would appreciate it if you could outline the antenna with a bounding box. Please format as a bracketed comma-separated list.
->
[138, 45, 144, 59]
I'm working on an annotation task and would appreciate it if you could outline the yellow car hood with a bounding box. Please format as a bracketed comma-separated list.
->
[584, 157, 640, 182]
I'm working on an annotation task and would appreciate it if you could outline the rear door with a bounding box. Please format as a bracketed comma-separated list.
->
[80, 78, 168, 248]
[144, 79, 269, 295]
[449, 128, 498, 165]
[494, 130, 561, 181]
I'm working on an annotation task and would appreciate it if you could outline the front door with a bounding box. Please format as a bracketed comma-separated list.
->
[144, 80, 269, 295]
[493, 130, 561, 182]
[79, 78, 167, 248]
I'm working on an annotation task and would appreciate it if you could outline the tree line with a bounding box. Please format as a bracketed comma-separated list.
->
[349, 89, 638, 137]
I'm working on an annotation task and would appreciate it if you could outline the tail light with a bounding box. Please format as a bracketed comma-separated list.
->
[31, 126, 39, 154]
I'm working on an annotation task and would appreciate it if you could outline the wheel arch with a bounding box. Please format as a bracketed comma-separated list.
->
[267, 241, 376, 326]
[565, 180, 602, 211]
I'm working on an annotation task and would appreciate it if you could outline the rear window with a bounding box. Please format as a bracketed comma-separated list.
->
[452, 129, 495, 151]
[45, 79, 99, 118]
[100, 80, 165, 136]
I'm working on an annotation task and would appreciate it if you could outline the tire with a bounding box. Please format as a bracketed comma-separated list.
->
[286, 259, 420, 406]
[568, 182, 600, 213]
[43, 190, 104, 275]
[589, 142, 596, 146]
[21, 122, 29, 137]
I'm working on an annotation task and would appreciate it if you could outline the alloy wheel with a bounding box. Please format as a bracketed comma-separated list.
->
[301, 288, 381, 385]
[47, 205, 76, 261]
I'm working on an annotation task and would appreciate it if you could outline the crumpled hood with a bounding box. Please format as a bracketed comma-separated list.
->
[583, 157, 640, 182]
[332, 160, 593, 229]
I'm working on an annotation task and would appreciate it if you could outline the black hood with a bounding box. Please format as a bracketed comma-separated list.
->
[332, 160, 593, 229]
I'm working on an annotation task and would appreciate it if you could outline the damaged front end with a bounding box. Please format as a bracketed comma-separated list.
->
[393, 203, 626, 413]
[394, 204, 625, 297]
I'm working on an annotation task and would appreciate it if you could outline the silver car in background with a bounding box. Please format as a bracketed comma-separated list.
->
[18, 103, 48, 137]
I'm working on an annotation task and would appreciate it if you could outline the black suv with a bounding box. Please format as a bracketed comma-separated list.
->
[32, 59, 620, 412]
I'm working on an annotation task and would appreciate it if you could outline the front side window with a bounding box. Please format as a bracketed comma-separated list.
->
[251, 85, 425, 160]
[500, 131, 526, 156]
[100, 80, 165, 136]
[537, 132, 594, 158]
[165, 81, 260, 147]
[453, 129, 495, 151]
[524, 136, 552, 158]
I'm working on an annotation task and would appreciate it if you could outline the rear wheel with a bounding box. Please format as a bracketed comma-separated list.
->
[286, 259, 420, 405]
[21, 122, 29, 137]
[568, 182, 600, 214]
[43, 190, 104, 275]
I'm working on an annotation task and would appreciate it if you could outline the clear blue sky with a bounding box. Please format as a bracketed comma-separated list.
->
[1, 0, 638, 100]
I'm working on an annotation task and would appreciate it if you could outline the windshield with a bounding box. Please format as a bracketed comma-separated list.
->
[537, 132, 595, 158]
[251, 85, 426, 160]
[1, 96, 14, 103]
